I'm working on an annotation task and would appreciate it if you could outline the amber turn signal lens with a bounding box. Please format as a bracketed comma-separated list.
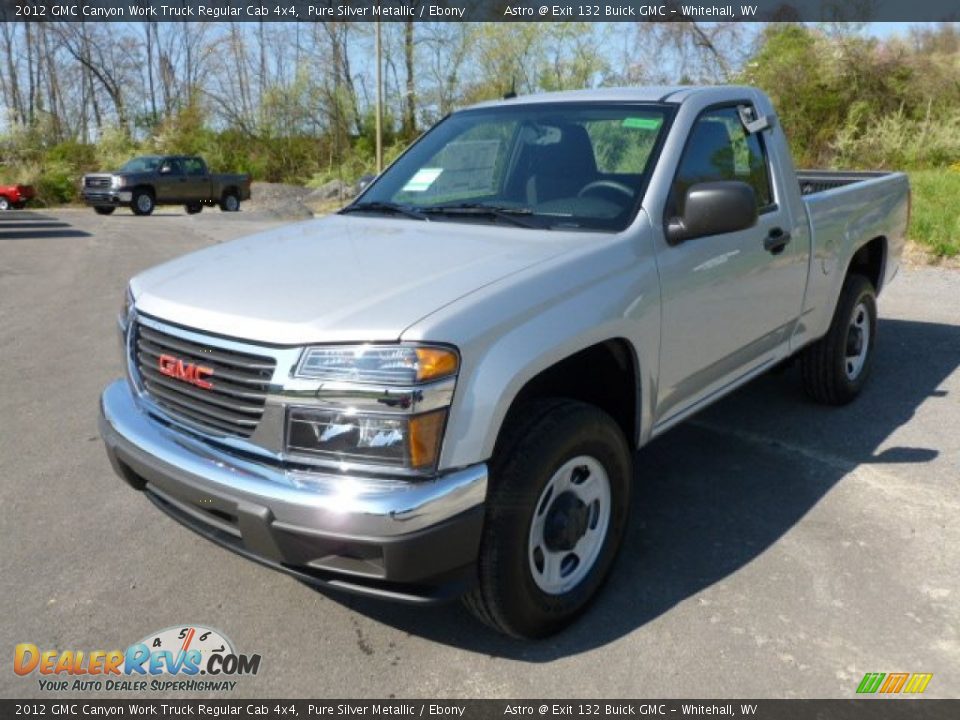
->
[414, 347, 459, 382]
[409, 409, 448, 470]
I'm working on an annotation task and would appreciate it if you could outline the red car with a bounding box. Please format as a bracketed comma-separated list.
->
[0, 184, 35, 210]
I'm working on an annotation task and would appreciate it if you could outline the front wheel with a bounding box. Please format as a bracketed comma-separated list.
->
[800, 273, 877, 405]
[131, 189, 155, 216]
[219, 191, 240, 212]
[0, 197, 9, 211]
[463, 399, 632, 638]
[94, 206, 115, 216]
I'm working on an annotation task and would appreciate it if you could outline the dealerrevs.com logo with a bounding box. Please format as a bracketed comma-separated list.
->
[14, 625, 261, 692]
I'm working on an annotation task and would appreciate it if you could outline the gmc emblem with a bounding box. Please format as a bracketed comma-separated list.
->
[158, 353, 214, 390]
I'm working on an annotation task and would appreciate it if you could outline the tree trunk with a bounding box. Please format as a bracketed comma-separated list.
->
[403, 20, 416, 137]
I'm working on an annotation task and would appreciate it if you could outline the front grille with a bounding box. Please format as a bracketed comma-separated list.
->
[133, 322, 276, 438]
[85, 176, 111, 189]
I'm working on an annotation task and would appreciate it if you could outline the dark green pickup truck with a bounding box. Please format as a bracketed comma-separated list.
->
[81, 155, 251, 216]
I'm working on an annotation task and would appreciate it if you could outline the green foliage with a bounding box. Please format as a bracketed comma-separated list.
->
[33, 161, 79, 205]
[834, 108, 960, 169]
[741, 25, 960, 171]
[151, 102, 212, 156]
[94, 126, 138, 171]
[909, 169, 960, 257]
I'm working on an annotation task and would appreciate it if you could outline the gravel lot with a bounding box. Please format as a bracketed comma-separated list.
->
[1, 207, 958, 699]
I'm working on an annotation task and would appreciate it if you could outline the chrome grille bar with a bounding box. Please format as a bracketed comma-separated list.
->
[134, 321, 276, 438]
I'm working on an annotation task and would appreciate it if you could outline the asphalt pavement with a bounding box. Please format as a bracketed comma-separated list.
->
[1, 207, 957, 699]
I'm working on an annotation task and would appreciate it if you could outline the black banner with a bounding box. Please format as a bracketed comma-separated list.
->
[2, 700, 959, 719]
[2, 0, 960, 22]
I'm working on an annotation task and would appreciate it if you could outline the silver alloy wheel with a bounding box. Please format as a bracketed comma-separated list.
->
[528, 455, 611, 595]
[845, 301, 871, 380]
[224, 194, 239, 211]
[0, 197, 9, 211]
[136, 193, 153, 213]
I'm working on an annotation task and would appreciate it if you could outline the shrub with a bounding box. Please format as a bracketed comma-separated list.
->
[909, 169, 960, 257]
[834, 109, 960, 169]
[33, 160, 79, 205]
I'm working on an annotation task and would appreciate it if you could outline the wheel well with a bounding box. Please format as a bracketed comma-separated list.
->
[133, 184, 154, 197]
[222, 186, 238, 198]
[507, 339, 638, 448]
[848, 236, 886, 292]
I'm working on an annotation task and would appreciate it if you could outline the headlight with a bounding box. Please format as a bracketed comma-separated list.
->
[288, 344, 458, 471]
[296, 344, 458, 385]
[287, 407, 447, 471]
[111, 176, 124, 189]
[119, 284, 135, 332]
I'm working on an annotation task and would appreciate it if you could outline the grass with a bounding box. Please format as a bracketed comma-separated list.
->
[908, 169, 960, 259]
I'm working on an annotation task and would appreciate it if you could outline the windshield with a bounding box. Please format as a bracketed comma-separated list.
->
[121, 156, 162, 173]
[352, 103, 670, 231]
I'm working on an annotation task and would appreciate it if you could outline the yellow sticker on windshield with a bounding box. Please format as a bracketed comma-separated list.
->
[622, 117, 662, 130]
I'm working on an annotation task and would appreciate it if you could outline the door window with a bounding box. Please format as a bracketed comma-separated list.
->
[183, 158, 206, 176]
[161, 158, 184, 175]
[672, 106, 772, 214]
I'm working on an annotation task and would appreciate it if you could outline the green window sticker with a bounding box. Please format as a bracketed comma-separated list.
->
[622, 117, 662, 130]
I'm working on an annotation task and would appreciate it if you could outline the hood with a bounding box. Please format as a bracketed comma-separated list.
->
[131, 214, 587, 345]
[85, 171, 136, 179]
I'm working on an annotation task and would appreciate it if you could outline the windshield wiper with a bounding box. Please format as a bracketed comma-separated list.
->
[340, 201, 427, 221]
[420, 203, 542, 229]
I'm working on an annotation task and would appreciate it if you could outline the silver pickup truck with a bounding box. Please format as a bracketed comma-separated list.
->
[99, 86, 909, 638]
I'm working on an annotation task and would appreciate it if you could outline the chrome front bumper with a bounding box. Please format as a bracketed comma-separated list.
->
[99, 380, 488, 602]
[82, 189, 132, 205]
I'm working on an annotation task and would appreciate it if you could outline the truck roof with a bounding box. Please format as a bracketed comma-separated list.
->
[462, 85, 760, 111]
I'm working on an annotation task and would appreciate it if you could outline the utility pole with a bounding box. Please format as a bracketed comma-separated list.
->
[375, 20, 383, 173]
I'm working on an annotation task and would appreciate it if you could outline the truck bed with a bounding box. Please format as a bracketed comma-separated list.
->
[798, 168, 909, 337]
[797, 170, 896, 196]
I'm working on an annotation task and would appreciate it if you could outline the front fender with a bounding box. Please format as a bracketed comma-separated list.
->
[404, 223, 662, 472]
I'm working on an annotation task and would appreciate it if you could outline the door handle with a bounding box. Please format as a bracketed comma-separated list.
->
[764, 228, 791, 254]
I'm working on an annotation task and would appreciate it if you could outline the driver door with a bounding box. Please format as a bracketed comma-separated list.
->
[654, 105, 806, 425]
[157, 157, 185, 203]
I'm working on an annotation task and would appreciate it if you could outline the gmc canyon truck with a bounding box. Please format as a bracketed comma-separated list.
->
[81, 155, 250, 216]
[99, 86, 909, 638]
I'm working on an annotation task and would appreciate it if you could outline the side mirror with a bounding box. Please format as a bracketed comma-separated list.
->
[356, 174, 376, 193]
[666, 181, 758, 244]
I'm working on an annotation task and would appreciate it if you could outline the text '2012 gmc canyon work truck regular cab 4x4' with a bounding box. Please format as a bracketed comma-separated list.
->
[100, 86, 909, 638]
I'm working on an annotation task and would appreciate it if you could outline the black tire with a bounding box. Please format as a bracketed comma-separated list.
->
[94, 206, 115, 216]
[800, 273, 877, 405]
[185, 203, 203, 215]
[219, 190, 240, 212]
[463, 399, 632, 638]
[131, 189, 155, 216]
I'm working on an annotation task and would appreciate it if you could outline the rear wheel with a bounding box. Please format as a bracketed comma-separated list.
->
[185, 203, 203, 215]
[463, 399, 632, 638]
[219, 191, 240, 212]
[800, 273, 877, 405]
[0, 197, 9, 211]
[131, 189, 155, 216]
[94, 206, 115, 216]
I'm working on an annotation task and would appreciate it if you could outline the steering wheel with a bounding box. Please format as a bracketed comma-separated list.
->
[578, 179, 635, 201]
